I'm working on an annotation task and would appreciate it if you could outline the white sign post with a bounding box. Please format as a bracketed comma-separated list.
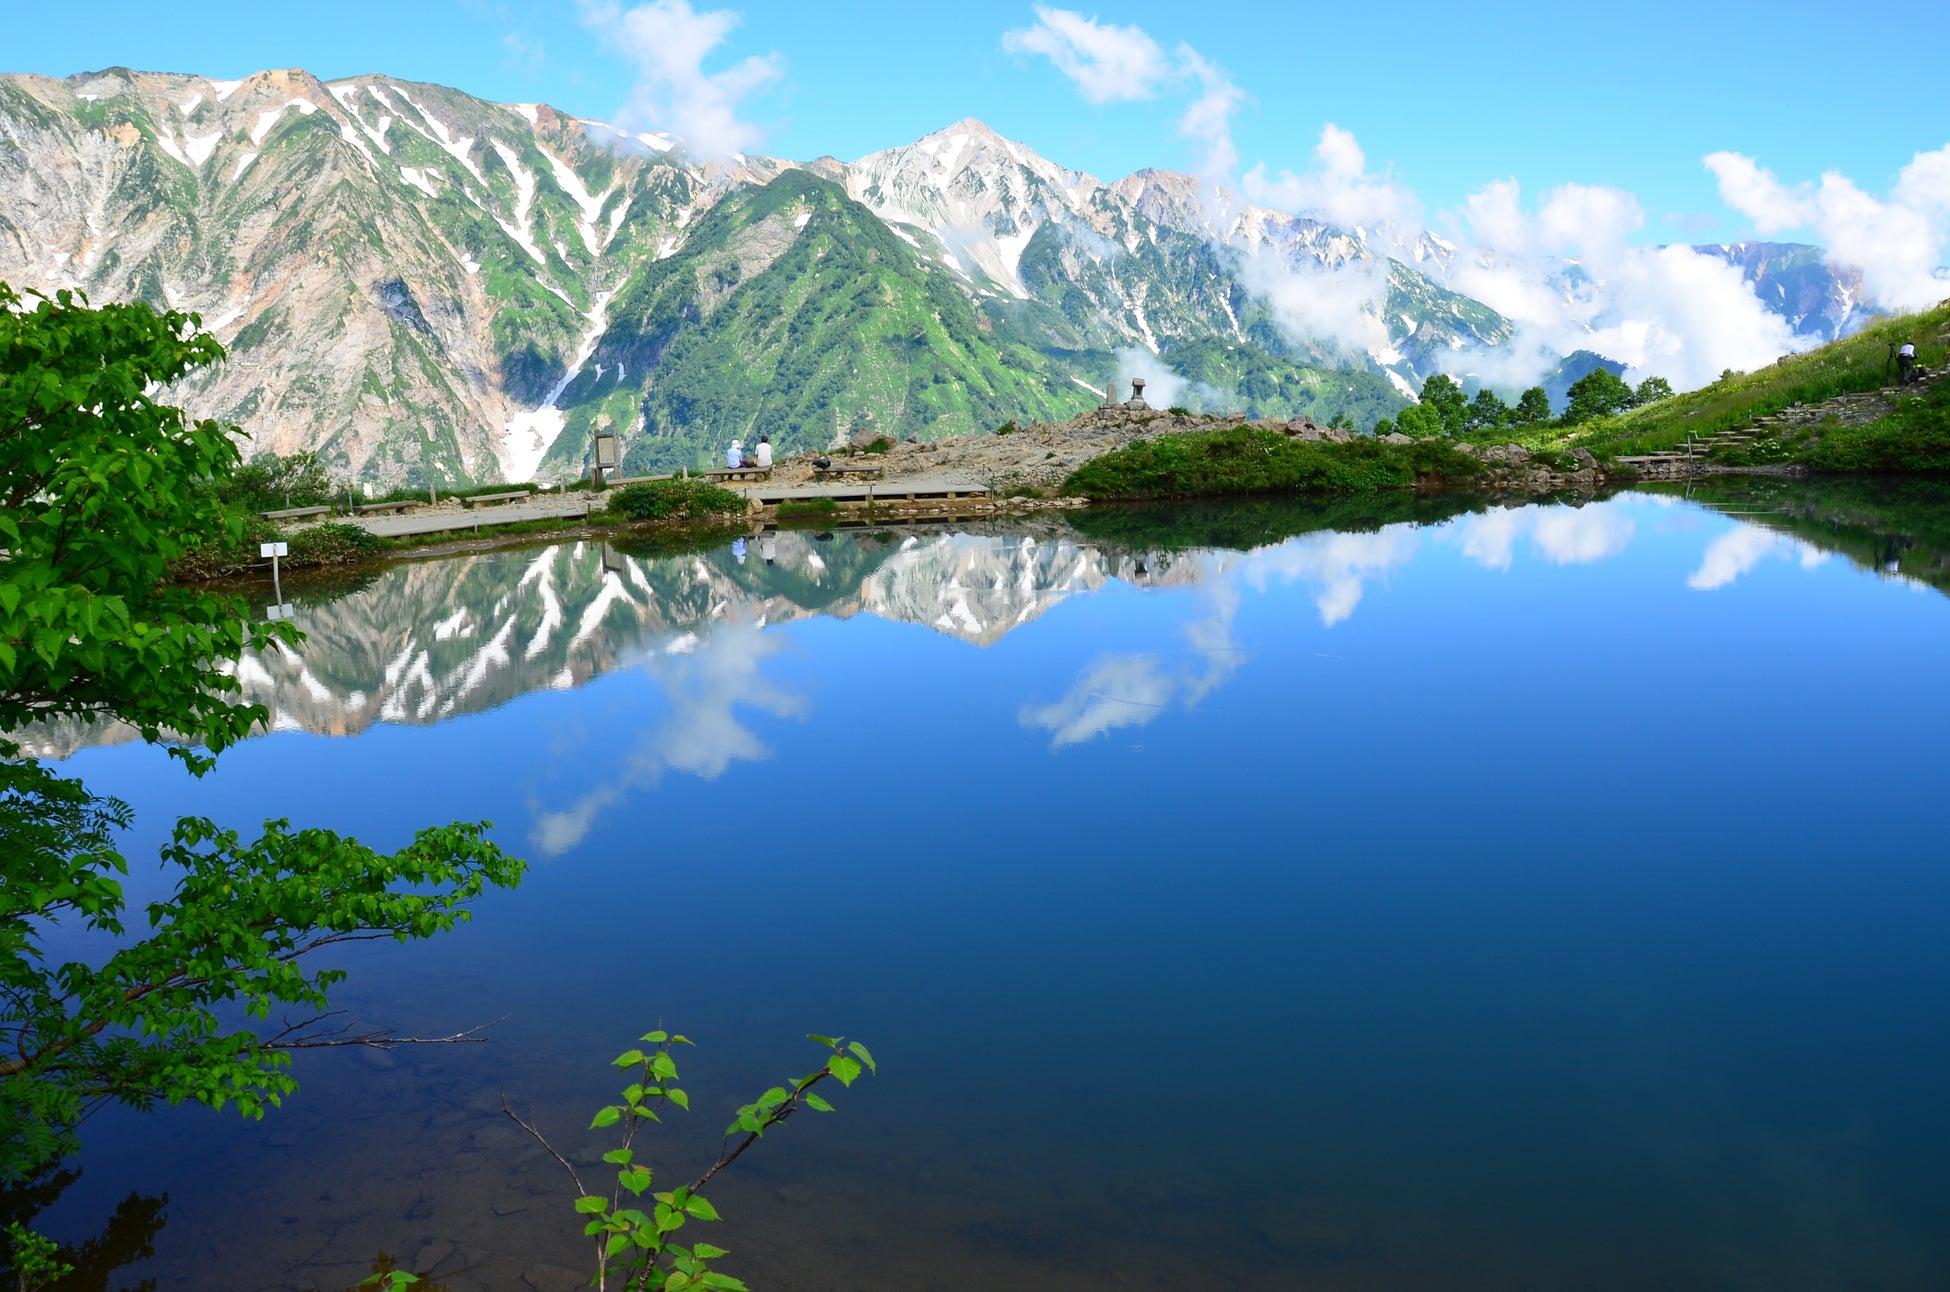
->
[260, 540, 289, 617]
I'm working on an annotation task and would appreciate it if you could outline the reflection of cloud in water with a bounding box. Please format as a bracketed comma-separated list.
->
[1458, 502, 1636, 571]
[1244, 526, 1419, 625]
[1688, 525, 1828, 591]
[1019, 523, 1420, 749]
[1020, 583, 1244, 748]
[531, 618, 804, 855]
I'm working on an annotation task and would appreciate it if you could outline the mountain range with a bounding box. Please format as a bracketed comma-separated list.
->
[0, 67, 1868, 486]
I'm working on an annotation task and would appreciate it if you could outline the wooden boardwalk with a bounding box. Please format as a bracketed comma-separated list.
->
[317, 473, 992, 540]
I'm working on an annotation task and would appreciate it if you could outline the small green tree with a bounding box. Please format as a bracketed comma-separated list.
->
[221, 450, 337, 510]
[1562, 368, 1637, 424]
[500, 1031, 877, 1292]
[1419, 374, 1468, 436]
[0, 284, 522, 1183]
[1634, 375, 1675, 405]
[1513, 387, 1553, 425]
[1394, 402, 1444, 438]
[1466, 388, 1510, 432]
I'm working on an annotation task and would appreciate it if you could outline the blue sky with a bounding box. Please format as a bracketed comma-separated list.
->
[7, 0, 1947, 247]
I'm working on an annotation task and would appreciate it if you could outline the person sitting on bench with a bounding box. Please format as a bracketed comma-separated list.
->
[1898, 342, 1918, 385]
[754, 434, 773, 469]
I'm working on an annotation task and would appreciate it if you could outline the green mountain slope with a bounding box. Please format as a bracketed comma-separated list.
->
[549, 171, 1096, 474]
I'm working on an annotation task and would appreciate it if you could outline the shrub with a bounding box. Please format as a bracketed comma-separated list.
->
[608, 479, 747, 522]
[862, 436, 894, 454]
[994, 420, 1019, 436]
[1168, 406, 1194, 417]
[778, 498, 837, 518]
[1061, 426, 1483, 500]
[287, 522, 380, 566]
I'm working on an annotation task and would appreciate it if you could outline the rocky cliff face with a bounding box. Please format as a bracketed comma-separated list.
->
[0, 67, 772, 486]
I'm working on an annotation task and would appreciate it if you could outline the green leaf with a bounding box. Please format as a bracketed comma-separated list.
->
[614, 1048, 647, 1067]
[847, 1042, 877, 1074]
[693, 1243, 729, 1260]
[666, 1087, 690, 1110]
[641, 1030, 669, 1043]
[604, 1148, 635, 1165]
[575, 1195, 609, 1215]
[591, 1104, 623, 1128]
[806, 1033, 837, 1047]
[829, 1055, 863, 1088]
[683, 1194, 721, 1221]
[804, 1093, 835, 1113]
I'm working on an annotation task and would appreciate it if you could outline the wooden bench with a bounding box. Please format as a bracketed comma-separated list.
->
[260, 505, 332, 521]
[813, 463, 884, 480]
[353, 500, 419, 515]
[462, 490, 536, 507]
[704, 467, 772, 483]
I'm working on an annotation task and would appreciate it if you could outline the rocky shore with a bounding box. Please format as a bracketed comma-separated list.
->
[845, 403, 1644, 497]
[767, 404, 1617, 497]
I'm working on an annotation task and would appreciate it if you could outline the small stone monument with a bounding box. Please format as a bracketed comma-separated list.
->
[1126, 377, 1148, 410]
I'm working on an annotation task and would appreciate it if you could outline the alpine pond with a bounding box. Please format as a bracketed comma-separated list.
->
[31, 482, 1950, 1291]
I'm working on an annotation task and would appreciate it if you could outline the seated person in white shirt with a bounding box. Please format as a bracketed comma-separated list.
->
[754, 435, 773, 469]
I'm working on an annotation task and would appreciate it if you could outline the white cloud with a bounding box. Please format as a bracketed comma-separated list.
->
[1173, 46, 1243, 185]
[1242, 124, 1423, 240]
[1005, 9, 1241, 186]
[581, 0, 782, 162]
[1234, 248, 1391, 358]
[1700, 152, 1814, 235]
[1001, 5, 1171, 104]
[1706, 146, 1950, 312]
[1442, 178, 1804, 390]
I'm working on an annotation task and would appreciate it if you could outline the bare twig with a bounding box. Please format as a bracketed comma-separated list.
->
[262, 1012, 508, 1050]
[500, 1090, 587, 1196]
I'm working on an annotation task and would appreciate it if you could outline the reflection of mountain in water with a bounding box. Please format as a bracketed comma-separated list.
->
[25, 528, 1190, 758]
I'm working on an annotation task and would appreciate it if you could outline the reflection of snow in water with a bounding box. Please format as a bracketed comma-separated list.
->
[530, 618, 804, 855]
[1688, 524, 1828, 591]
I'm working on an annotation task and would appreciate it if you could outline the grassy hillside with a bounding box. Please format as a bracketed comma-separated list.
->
[1544, 302, 1950, 460]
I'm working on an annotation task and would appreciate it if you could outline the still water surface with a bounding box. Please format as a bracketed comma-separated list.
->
[37, 485, 1950, 1290]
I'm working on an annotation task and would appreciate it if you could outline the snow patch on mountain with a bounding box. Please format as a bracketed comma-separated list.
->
[182, 131, 221, 167]
[500, 290, 615, 482]
[539, 144, 614, 256]
[488, 139, 543, 264]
